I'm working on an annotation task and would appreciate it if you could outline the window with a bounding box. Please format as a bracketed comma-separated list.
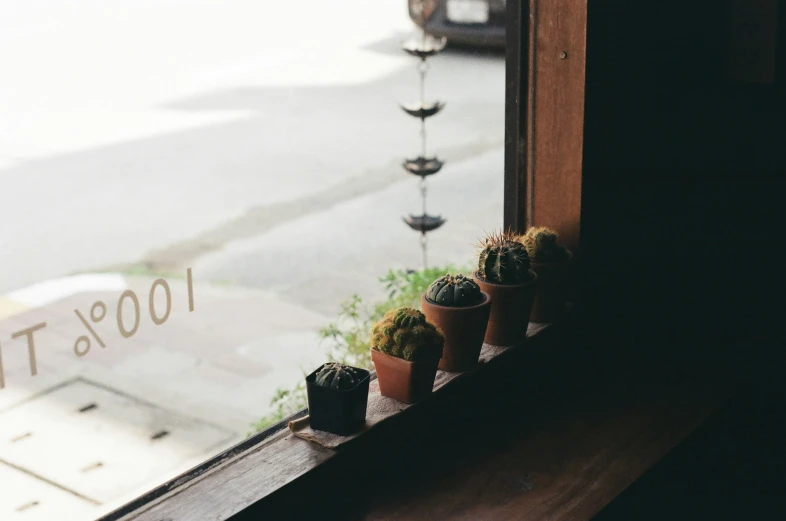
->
[0, 1, 509, 519]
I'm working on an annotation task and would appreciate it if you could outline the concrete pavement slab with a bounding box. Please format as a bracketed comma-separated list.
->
[0, 462, 98, 521]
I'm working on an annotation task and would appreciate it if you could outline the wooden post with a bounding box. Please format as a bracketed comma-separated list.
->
[504, 0, 587, 252]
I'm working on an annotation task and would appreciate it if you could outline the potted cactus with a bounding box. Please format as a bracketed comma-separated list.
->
[370, 307, 444, 404]
[306, 362, 370, 435]
[472, 231, 538, 346]
[519, 227, 573, 323]
[421, 274, 491, 372]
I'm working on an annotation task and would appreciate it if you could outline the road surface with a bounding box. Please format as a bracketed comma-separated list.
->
[0, 0, 505, 308]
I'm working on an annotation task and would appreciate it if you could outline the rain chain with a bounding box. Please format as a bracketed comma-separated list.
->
[400, 30, 447, 269]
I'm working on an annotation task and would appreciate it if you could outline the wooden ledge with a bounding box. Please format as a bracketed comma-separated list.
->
[107, 323, 558, 521]
[359, 363, 731, 520]
[249, 314, 733, 521]
[107, 313, 732, 521]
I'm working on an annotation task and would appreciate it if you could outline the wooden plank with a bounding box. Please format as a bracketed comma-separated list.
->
[528, 0, 587, 251]
[360, 369, 729, 521]
[221, 311, 732, 521]
[118, 309, 731, 521]
[232, 317, 569, 520]
[121, 430, 335, 521]
[504, 0, 587, 245]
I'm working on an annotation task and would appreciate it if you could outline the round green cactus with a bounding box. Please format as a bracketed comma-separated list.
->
[477, 231, 533, 284]
[371, 307, 444, 363]
[426, 274, 483, 307]
[314, 363, 364, 391]
[393, 307, 425, 329]
[519, 226, 570, 263]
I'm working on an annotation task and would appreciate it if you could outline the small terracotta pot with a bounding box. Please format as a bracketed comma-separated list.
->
[529, 253, 573, 323]
[420, 292, 491, 372]
[472, 271, 537, 347]
[371, 349, 438, 404]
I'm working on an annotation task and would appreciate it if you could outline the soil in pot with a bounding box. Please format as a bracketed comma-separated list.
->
[371, 349, 438, 404]
[472, 271, 537, 347]
[421, 292, 491, 372]
[529, 254, 573, 323]
[306, 364, 370, 435]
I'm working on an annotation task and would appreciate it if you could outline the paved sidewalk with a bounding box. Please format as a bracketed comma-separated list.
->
[0, 272, 330, 520]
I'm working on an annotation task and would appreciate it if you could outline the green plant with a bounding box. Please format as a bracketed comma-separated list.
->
[320, 264, 467, 368]
[370, 308, 444, 363]
[379, 265, 466, 308]
[425, 273, 483, 307]
[314, 363, 364, 390]
[249, 381, 307, 434]
[477, 231, 533, 284]
[250, 263, 470, 434]
[519, 226, 571, 263]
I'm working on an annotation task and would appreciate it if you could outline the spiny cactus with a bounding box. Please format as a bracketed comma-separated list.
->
[477, 231, 533, 284]
[426, 274, 483, 307]
[371, 307, 444, 363]
[393, 307, 424, 329]
[520, 227, 570, 263]
[314, 363, 365, 391]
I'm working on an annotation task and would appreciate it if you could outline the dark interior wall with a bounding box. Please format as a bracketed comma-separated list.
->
[579, 0, 785, 385]
[580, 8, 786, 515]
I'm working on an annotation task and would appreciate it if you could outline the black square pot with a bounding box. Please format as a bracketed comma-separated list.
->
[306, 364, 370, 435]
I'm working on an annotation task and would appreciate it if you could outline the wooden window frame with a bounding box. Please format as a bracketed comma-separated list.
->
[102, 1, 588, 519]
[505, 0, 586, 252]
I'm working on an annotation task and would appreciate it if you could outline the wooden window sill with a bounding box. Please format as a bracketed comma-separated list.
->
[102, 312, 733, 521]
[102, 321, 556, 521]
[358, 356, 733, 520]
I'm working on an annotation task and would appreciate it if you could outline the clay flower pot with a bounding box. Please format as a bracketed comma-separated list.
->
[371, 349, 438, 404]
[306, 364, 370, 435]
[472, 271, 537, 347]
[421, 292, 492, 372]
[529, 253, 573, 323]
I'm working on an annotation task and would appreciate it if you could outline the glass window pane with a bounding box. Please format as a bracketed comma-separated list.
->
[0, 1, 505, 518]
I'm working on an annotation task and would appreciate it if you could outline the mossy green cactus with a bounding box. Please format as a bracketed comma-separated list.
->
[520, 226, 570, 263]
[371, 307, 444, 363]
[392, 307, 424, 329]
[314, 363, 364, 391]
[426, 274, 483, 307]
[477, 231, 533, 284]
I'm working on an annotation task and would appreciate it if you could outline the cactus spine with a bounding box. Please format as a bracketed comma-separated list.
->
[477, 231, 533, 284]
[519, 227, 570, 263]
[426, 274, 483, 307]
[314, 363, 364, 391]
[371, 307, 444, 363]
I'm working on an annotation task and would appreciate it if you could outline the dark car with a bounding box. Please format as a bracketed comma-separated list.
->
[408, 0, 505, 48]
